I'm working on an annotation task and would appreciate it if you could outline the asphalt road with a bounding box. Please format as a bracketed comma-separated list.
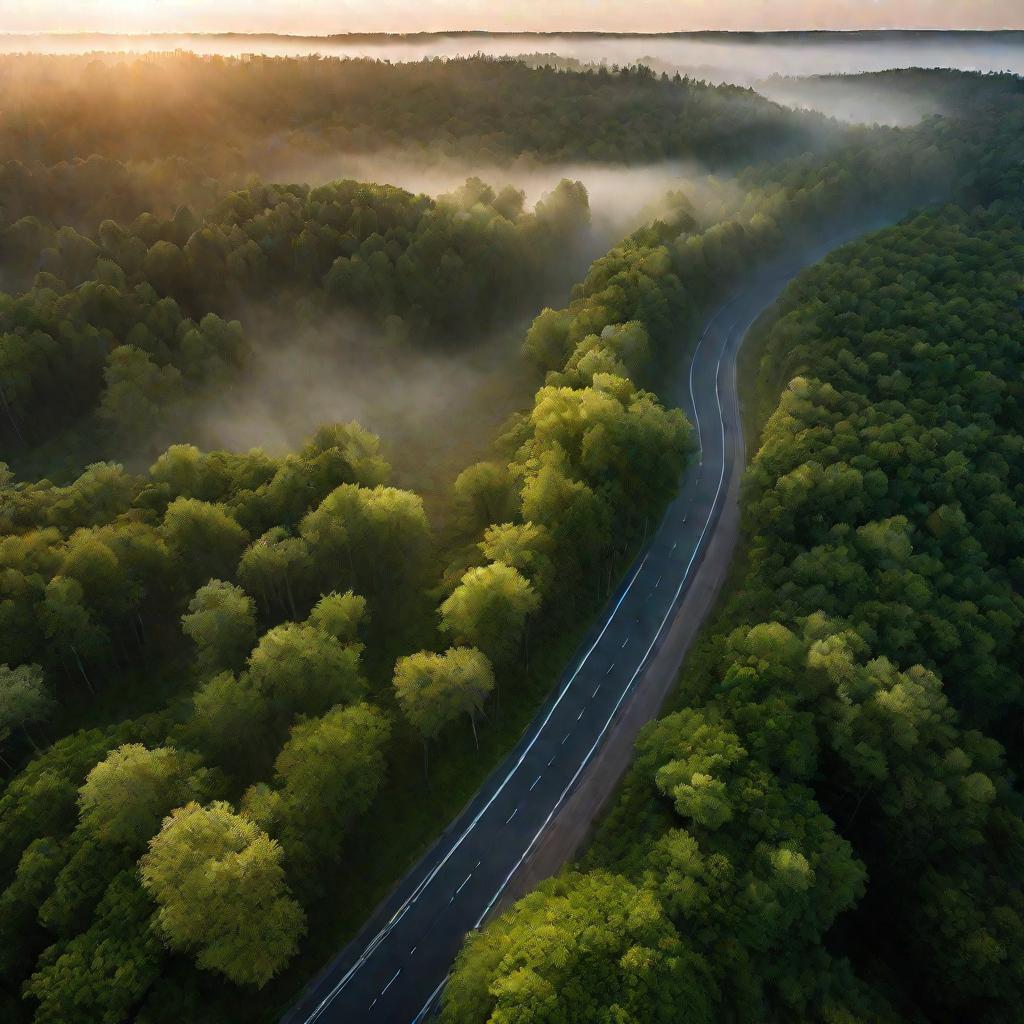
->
[281, 238, 860, 1024]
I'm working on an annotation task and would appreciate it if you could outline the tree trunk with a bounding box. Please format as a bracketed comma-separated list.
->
[284, 572, 298, 619]
[21, 726, 40, 753]
[469, 713, 479, 751]
[0, 382, 26, 446]
[71, 646, 96, 695]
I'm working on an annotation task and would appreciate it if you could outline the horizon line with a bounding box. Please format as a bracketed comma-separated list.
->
[4, 27, 1024, 39]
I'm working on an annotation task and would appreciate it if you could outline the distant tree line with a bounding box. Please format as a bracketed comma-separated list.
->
[0, 53, 838, 175]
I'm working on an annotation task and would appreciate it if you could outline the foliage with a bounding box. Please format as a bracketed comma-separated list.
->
[139, 801, 306, 988]
[446, 200, 1024, 1023]
[2, 53, 1022, 1024]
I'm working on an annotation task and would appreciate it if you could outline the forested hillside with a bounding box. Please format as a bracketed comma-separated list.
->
[443, 194, 1024, 1023]
[0, 53, 834, 175]
[1, 51, 1022, 1024]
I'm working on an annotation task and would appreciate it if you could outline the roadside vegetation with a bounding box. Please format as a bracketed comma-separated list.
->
[443, 100, 1024, 1024]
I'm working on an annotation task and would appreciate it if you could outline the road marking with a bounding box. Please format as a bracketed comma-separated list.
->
[412, 977, 448, 1023]
[655, 575, 662, 588]
[295, 304, 735, 1024]
[687, 303, 727, 459]
[380, 968, 401, 996]
[547, 756, 554, 766]
[368, 998, 376, 1010]
[561, 734, 570, 745]
[592, 684, 601, 698]
[605, 663, 614, 675]
[505, 807, 517, 825]
[476, 307, 737, 930]
[576, 708, 585, 721]
[410, 946, 417, 955]
[529, 775, 542, 791]
[455, 872, 473, 896]
[620, 636, 629, 648]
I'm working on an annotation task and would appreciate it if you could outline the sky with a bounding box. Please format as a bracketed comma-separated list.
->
[1, 0, 1022, 36]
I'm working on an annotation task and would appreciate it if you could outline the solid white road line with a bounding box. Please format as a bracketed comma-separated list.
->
[300, 302, 735, 1024]
[474, 309, 736, 930]
[411, 977, 448, 1024]
[405, 302, 742, 1024]
[300, 547, 655, 1022]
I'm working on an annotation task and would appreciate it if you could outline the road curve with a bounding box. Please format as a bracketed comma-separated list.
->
[281, 237, 860, 1024]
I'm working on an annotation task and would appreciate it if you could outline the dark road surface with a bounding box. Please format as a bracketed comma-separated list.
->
[281, 237, 863, 1024]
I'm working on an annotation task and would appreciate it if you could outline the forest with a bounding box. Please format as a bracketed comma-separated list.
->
[443, 109, 1024, 1024]
[0, 47, 1022, 1024]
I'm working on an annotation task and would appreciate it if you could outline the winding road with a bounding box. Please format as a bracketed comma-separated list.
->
[281, 237, 859, 1024]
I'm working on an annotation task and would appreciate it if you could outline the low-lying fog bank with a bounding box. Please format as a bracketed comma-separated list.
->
[180, 309, 538, 508]
[262, 153, 739, 257]
[4, 30, 1023, 85]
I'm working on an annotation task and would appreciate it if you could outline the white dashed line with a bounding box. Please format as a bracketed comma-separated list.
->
[475, 305, 737, 931]
[592, 684, 601, 698]
[529, 775, 542, 791]
[505, 807, 517, 825]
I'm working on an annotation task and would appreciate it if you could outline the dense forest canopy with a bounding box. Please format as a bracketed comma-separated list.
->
[0, 53, 837, 178]
[444, 169, 1024, 1024]
[0, 49, 1022, 1024]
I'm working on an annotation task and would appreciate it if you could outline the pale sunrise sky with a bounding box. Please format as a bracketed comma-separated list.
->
[1, 0, 1022, 36]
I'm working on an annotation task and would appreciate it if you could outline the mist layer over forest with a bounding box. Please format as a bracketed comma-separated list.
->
[3, 29, 1024, 86]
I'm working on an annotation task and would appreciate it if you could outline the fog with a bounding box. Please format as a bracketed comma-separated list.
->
[263, 150, 739, 256]
[136, 150, 743, 509]
[3, 30, 1023, 87]
[177, 163, 734, 499]
[756, 75, 946, 126]
[181, 307, 537, 510]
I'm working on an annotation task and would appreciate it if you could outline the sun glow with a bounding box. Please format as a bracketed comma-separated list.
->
[2, 0, 1022, 35]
